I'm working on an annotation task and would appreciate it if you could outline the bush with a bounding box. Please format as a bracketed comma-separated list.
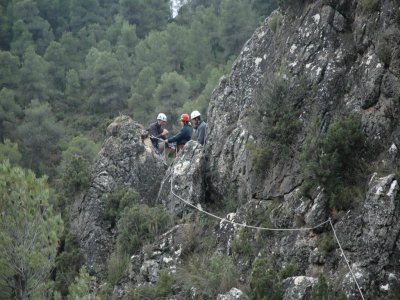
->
[301, 116, 365, 210]
[311, 274, 346, 300]
[376, 39, 392, 67]
[177, 252, 239, 299]
[116, 204, 172, 254]
[62, 155, 91, 194]
[316, 232, 335, 254]
[279, 262, 300, 279]
[107, 251, 130, 286]
[268, 12, 283, 32]
[125, 270, 174, 299]
[249, 257, 282, 300]
[250, 72, 304, 171]
[359, 0, 380, 12]
[102, 183, 139, 227]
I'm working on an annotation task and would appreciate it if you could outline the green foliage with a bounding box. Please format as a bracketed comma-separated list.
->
[62, 155, 91, 194]
[311, 274, 346, 300]
[62, 134, 100, 164]
[116, 204, 172, 254]
[125, 270, 174, 299]
[102, 183, 139, 226]
[316, 232, 335, 254]
[247, 142, 274, 172]
[250, 73, 304, 171]
[279, 262, 300, 279]
[376, 39, 392, 67]
[249, 256, 283, 300]
[0, 161, 64, 299]
[67, 266, 99, 300]
[396, 8, 400, 25]
[17, 99, 64, 176]
[0, 139, 22, 165]
[107, 251, 130, 286]
[231, 228, 253, 258]
[0, 88, 22, 140]
[54, 233, 83, 298]
[178, 252, 239, 299]
[268, 12, 283, 32]
[359, 0, 381, 12]
[301, 116, 365, 210]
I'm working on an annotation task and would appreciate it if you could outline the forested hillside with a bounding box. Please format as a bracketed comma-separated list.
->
[0, 0, 280, 298]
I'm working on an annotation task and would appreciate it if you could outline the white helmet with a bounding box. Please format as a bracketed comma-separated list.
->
[157, 113, 167, 122]
[191, 110, 201, 119]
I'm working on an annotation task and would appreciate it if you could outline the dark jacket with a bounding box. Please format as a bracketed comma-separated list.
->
[195, 120, 207, 145]
[168, 123, 192, 146]
[148, 122, 166, 149]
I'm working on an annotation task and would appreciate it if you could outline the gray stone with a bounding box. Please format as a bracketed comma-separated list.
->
[157, 140, 205, 217]
[217, 288, 249, 300]
[70, 115, 167, 278]
[282, 276, 317, 300]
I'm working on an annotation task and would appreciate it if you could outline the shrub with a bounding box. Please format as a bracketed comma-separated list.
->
[102, 183, 139, 226]
[268, 12, 283, 32]
[177, 252, 239, 299]
[396, 8, 400, 25]
[279, 262, 300, 279]
[359, 0, 380, 12]
[301, 116, 365, 210]
[116, 204, 172, 254]
[125, 271, 174, 299]
[250, 72, 304, 171]
[316, 232, 335, 254]
[376, 39, 392, 67]
[311, 274, 347, 300]
[107, 251, 130, 285]
[67, 267, 97, 300]
[249, 257, 282, 300]
[62, 155, 91, 194]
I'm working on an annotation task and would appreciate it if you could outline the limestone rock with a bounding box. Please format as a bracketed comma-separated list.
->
[70, 115, 167, 277]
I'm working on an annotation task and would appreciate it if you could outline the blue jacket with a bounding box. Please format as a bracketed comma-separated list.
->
[168, 123, 192, 146]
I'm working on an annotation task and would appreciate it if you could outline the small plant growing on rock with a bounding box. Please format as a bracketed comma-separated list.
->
[301, 116, 365, 210]
[360, 0, 380, 12]
[316, 232, 335, 254]
[376, 39, 392, 67]
[248, 256, 283, 300]
[102, 182, 139, 227]
[107, 250, 130, 285]
[311, 274, 346, 300]
[268, 12, 283, 32]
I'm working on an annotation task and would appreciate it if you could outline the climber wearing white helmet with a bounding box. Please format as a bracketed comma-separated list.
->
[148, 113, 169, 154]
[191, 110, 207, 145]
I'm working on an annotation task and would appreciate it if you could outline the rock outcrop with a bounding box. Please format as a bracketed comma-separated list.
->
[70, 115, 166, 277]
[74, 0, 400, 298]
[157, 140, 206, 217]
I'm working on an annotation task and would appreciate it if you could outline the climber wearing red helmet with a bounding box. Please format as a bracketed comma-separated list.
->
[167, 114, 192, 152]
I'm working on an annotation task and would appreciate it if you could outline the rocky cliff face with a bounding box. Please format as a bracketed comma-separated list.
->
[73, 0, 400, 298]
[204, 0, 400, 298]
[70, 115, 166, 277]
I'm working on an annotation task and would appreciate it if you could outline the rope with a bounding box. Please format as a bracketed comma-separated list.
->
[169, 175, 365, 299]
[329, 219, 365, 300]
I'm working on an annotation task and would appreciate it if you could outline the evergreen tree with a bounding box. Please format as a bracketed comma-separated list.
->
[19, 46, 52, 105]
[118, 0, 170, 38]
[0, 160, 63, 299]
[69, 0, 103, 33]
[0, 88, 21, 140]
[154, 72, 190, 125]
[17, 99, 64, 176]
[85, 49, 129, 114]
[44, 41, 68, 91]
[0, 50, 20, 90]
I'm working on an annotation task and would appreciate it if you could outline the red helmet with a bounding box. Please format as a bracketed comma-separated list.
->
[181, 114, 190, 122]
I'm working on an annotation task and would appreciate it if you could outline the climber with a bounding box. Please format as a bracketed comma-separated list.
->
[191, 110, 207, 145]
[167, 114, 193, 153]
[148, 113, 169, 155]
